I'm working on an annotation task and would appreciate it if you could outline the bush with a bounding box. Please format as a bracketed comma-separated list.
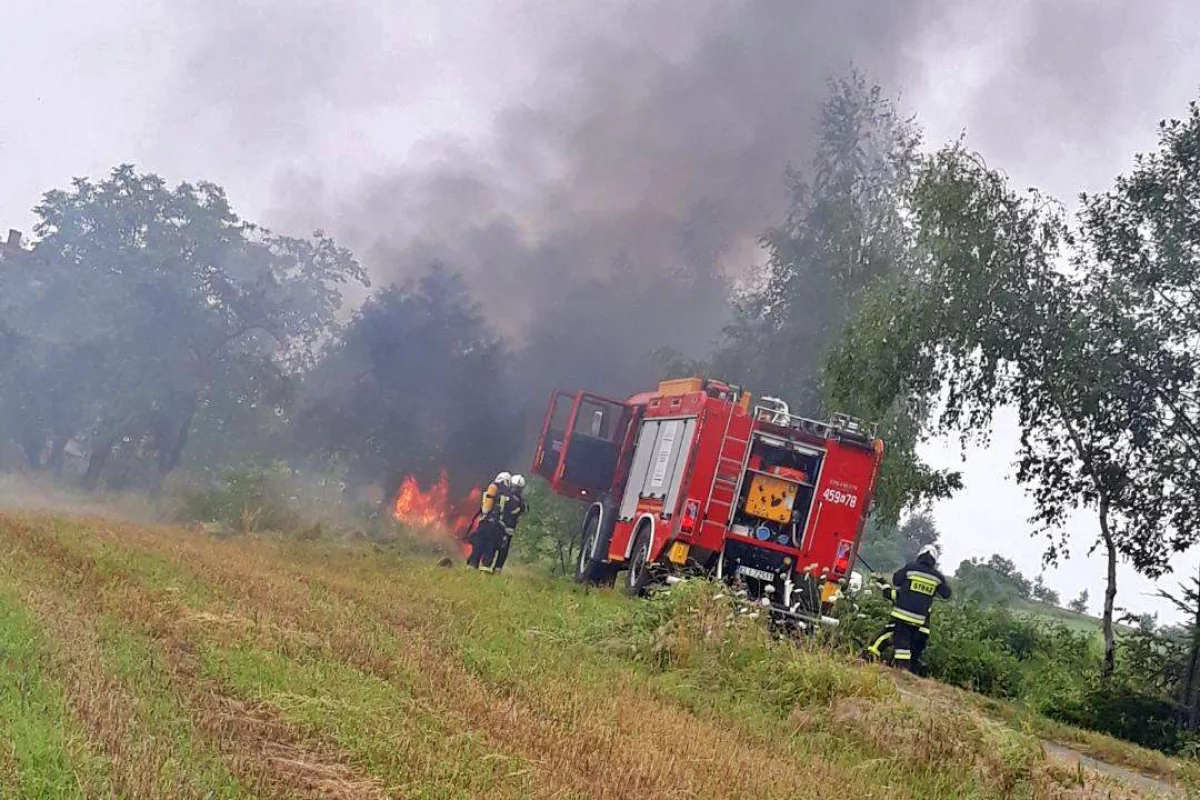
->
[627, 580, 894, 714]
[845, 587, 1199, 754]
[506, 479, 585, 575]
[1046, 680, 1183, 754]
[176, 464, 302, 534]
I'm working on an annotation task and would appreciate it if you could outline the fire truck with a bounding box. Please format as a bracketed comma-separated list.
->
[531, 377, 884, 625]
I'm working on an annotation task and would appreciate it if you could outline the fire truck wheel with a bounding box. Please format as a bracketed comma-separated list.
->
[624, 525, 652, 597]
[576, 509, 616, 587]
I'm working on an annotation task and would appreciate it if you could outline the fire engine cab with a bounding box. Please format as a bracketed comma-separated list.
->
[531, 377, 884, 624]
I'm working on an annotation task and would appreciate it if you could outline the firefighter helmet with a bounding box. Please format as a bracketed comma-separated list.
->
[494, 471, 512, 486]
[510, 474, 526, 491]
[917, 544, 940, 563]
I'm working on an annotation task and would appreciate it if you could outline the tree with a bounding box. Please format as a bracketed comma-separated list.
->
[296, 263, 519, 504]
[857, 510, 941, 572]
[1156, 567, 1200, 730]
[1068, 589, 1090, 614]
[1031, 574, 1061, 606]
[721, 71, 921, 405]
[721, 71, 960, 523]
[1072, 99, 1200, 574]
[0, 165, 365, 487]
[954, 555, 1033, 605]
[834, 142, 1180, 678]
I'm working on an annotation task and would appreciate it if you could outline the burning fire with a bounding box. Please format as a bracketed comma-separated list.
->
[392, 470, 482, 556]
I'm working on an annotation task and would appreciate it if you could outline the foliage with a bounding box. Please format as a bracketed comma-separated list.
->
[828, 139, 1193, 677]
[0, 165, 365, 488]
[1069, 589, 1091, 614]
[506, 479, 585, 576]
[1047, 681, 1186, 756]
[721, 71, 922, 407]
[1071, 99, 1200, 575]
[839, 570, 1200, 756]
[856, 511, 940, 572]
[718, 72, 960, 523]
[176, 464, 302, 534]
[954, 555, 1034, 606]
[294, 263, 518, 501]
[1031, 574, 1061, 606]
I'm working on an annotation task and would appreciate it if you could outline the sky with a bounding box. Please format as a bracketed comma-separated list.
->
[2, 0, 1199, 621]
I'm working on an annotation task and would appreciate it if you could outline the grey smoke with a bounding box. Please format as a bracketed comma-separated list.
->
[152, 0, 1200, 401]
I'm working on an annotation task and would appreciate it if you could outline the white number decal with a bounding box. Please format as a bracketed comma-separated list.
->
[821, 488, 858, 509]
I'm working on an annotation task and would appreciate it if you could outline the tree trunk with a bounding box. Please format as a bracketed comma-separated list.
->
[1099, 495, 1118, 680]
[47, 433, 70, 477]
[82, 436, 115, 491]
[20, 436, 43, 470]
[1187, 625, 1200, 730]
[1188, 564, 1200, 730]
[156, 392, 199, 477]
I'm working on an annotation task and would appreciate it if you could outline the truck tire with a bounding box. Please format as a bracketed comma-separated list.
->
[624, 524, 653, 597]
[576, 504, 617, 587]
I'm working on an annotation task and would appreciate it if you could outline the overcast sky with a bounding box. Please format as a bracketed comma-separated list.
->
[3, 0, 1198, 621]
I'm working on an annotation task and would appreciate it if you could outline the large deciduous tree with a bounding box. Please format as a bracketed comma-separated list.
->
[719, 71, 960, 523]
[831, 124, 1200, 677]
[296, 263, 519, 504]
[0, 165, 365, 487]
[883, 145, 1146, 677]
[722, 71, 921, 407]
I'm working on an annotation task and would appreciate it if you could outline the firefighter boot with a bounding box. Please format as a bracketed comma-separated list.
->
[892, 622, 918, 673]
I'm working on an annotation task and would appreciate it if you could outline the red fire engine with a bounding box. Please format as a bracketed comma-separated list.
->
[531, 377, 884, 624]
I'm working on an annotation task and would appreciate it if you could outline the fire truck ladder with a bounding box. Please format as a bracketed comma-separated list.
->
[702, 410, 750, 536]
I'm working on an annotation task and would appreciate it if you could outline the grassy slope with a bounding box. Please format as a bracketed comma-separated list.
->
[0, 511, 1186, 800]
[1013, 599, 1105, 634]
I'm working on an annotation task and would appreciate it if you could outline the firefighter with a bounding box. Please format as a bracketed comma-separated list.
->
[468, 472, 510, 569]
[490, 473, 528, 572]
[884, 544, 950, 674]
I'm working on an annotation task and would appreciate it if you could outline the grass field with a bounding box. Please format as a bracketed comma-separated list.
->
[1010, 598, 1135, 639]
[0, 510, 1189, 799]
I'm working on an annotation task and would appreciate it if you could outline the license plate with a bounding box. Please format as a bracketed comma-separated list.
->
[667, 542, 690, 565]
[736, 565, 775, 582]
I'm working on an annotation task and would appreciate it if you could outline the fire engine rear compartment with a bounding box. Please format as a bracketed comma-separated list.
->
[713, 431, 829, 615]
[726, 432, 823, 552]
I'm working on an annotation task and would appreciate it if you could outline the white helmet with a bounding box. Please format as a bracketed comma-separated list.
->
[510, 474, 527, 491]
[917, 544, 941, 563]
[494, 471, 512, 486]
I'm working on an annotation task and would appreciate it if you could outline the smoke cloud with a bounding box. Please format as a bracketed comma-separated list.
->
[163, 2, 935, 381]
[151, 0, 1200, 405]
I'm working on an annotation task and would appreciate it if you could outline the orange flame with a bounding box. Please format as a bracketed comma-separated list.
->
[392, 470, 483, 557]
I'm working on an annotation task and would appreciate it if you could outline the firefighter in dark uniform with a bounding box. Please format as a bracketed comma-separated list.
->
[468, 471, 510, 569]
[877, 544, 950, 674]
[490, 473, 528, 573]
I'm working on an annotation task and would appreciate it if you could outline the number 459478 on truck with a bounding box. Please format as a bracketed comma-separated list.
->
[531, 376, 884, 627]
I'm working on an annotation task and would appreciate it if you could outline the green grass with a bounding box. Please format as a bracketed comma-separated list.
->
[0, 587, 109, 799]
[0, 511, 1188, 799]
[202, 643, 524, 798]
[1013, 599, 1103, 633]
[92, 617, 248, 798]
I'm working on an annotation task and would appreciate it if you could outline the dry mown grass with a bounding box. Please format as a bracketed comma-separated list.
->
[0, 511, 1181, 799]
